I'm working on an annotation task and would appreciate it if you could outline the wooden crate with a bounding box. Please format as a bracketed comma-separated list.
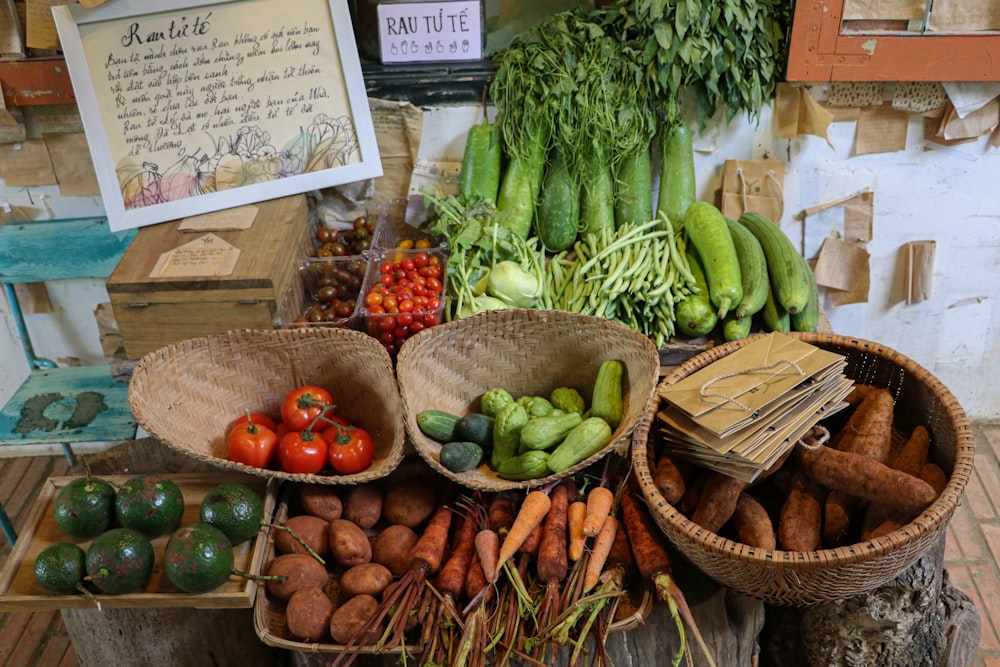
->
[106, 195, 311, 359]
[0, 473, 277, 611]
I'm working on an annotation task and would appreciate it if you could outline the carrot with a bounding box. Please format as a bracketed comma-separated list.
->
[536, 483, 569, 583]
[608, 512, 634, 569]
[435, 511, 477, 600]
[779, 471, 825, 552]
[583, 485, 614, 537]
[567, 500, 588, 562]
[488, 494, 518, 537]
[732, 492, 775, 550]
[474, 528, 500, 583]
[583, 515, 618, 593]
[796, 442, 937, 516]
[653, 454, 688, 505]
[407, 505, 454, 575]
[494, 490, 550, 579]
[690, 471, 748, 534]
[620, 490, 715, 667]
[833, 388, 894, 463]
[464, 550, 489, 602]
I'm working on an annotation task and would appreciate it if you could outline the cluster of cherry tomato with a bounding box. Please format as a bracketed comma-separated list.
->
[291, 259, 367, 326]
[226, 385, 375, 475]
[363, 251, 445, 355]
[314, 216, 378, 257]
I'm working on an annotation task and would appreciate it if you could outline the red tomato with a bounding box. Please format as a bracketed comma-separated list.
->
[280, 385, 334, 431]
[278, 430, 328, 474]
[229, 412, 277, 434]
[227, 423, 278, 469]
[327, 426, 375, 474]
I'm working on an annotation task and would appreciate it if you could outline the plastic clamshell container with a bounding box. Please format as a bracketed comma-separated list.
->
[370, 197, 446, 251]
[273, 256, 369, 329]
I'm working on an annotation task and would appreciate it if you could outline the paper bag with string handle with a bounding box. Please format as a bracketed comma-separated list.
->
[719, 159, 786, 223]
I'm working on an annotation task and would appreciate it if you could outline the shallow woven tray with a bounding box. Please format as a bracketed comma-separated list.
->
[129, 328, 405, 485]
[396, 309, 661, 491]
[631, 332, 975, 606]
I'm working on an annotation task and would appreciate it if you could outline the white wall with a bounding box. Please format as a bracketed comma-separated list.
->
[3, 102, 999, 420]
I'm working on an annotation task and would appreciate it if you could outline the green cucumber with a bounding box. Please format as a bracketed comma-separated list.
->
[458, 120, 502, 206]
[590, 360, 624, 430]
[580, 158, 616, 237]
[416, 409, 463, 443]
[760, 280, 791, 333]
[439, 441, 484, 473]
[615, 145, 653, 227]
[790, 255, 821, 333]
[684, 202, 743, 319]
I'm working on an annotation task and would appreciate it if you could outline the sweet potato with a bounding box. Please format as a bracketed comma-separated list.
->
[382, 478, 438, 529]
[690, 471, 748, 534]
[274, 515, 330, 558]
[680, 470, 708, 516]
[371, 524, 419, 577]
[731, 492, 776, 550]
[329, 593, 383, 645]
[286, 586, 334, 642]
[338, 562, 393, 599]
[835, 388, 894, 463]
[265, 553, 330, 600]
[653, 454, 688, 505]
[796, 443, 938, 516]
[327, 518, 373, 567]
[823, 491, 865, 547]
[920, 463, 948, 495]
[342, 483, 383, 530]
[299, 486, 343, 522]
[858, 425, 933, 542]
[779, 471, 825, 552]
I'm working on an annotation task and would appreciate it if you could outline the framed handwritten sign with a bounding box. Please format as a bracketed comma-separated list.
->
[53, 0, 382, 232]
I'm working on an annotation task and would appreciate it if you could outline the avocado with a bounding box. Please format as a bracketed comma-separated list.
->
[85, 527, 155, 595]
[34, 542, 88, 596]
[199, 483, 264, 546]
[52, 476, 117, 540]
[164, 523, 235, 594]
[115, 474, 185, 538]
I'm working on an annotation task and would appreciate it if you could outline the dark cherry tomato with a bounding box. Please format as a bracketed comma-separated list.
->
[280, 385, 334, 431]
[327, 425, 375, 474]
[227, 423, 278, 469]
[278, 430, 328, 474]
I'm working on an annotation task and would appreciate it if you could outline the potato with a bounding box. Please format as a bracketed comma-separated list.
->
[342, 483, 383, 530]
[329, 593, 383, 645]
[382, 479, 437, 529]
[299, 486, 343, 522]
[286, 586, 333, 642]
[339, 562, 393, 599]
[265, 553, 330, 600]
[274, 515, 330, 558]
[327, 518, 372, 566]
[371, 524, 418, 577]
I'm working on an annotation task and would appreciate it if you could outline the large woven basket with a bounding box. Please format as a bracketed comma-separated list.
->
[631, 332, 975, 606]
[396, 309, 661, 491]
[129, 328, 406, 485]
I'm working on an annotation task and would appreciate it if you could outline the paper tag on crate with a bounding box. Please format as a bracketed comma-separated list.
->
[151, 233, 240, 278]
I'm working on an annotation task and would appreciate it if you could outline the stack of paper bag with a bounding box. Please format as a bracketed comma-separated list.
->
[656, 333, 855, 482]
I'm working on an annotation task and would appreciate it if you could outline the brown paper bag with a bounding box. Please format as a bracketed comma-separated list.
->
[720, 159, 786, 223]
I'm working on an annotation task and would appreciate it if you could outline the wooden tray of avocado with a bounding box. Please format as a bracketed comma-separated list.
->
[0, 473, 277, 612]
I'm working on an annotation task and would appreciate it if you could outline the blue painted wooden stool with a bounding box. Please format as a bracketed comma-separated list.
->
[0, 217, 137, 545]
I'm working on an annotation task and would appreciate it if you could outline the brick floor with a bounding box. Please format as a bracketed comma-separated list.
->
[2, 424, 999, 665]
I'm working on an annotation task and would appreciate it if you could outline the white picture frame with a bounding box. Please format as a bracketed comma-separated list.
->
[53, 0, 382, 232]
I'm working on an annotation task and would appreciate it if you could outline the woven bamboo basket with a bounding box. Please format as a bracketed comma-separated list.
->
[396, 309, 661, 491]
[128, 328, 406, 485]
[631, 332, 975, 606]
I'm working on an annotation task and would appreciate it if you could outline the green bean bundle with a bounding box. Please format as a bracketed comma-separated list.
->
[541, 215, 698, 347]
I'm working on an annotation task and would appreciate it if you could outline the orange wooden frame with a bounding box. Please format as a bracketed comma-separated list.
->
[786, 0, 1000, 82]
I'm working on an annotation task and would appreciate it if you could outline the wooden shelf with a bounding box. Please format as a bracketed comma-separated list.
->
[0, 57, 75, 106]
